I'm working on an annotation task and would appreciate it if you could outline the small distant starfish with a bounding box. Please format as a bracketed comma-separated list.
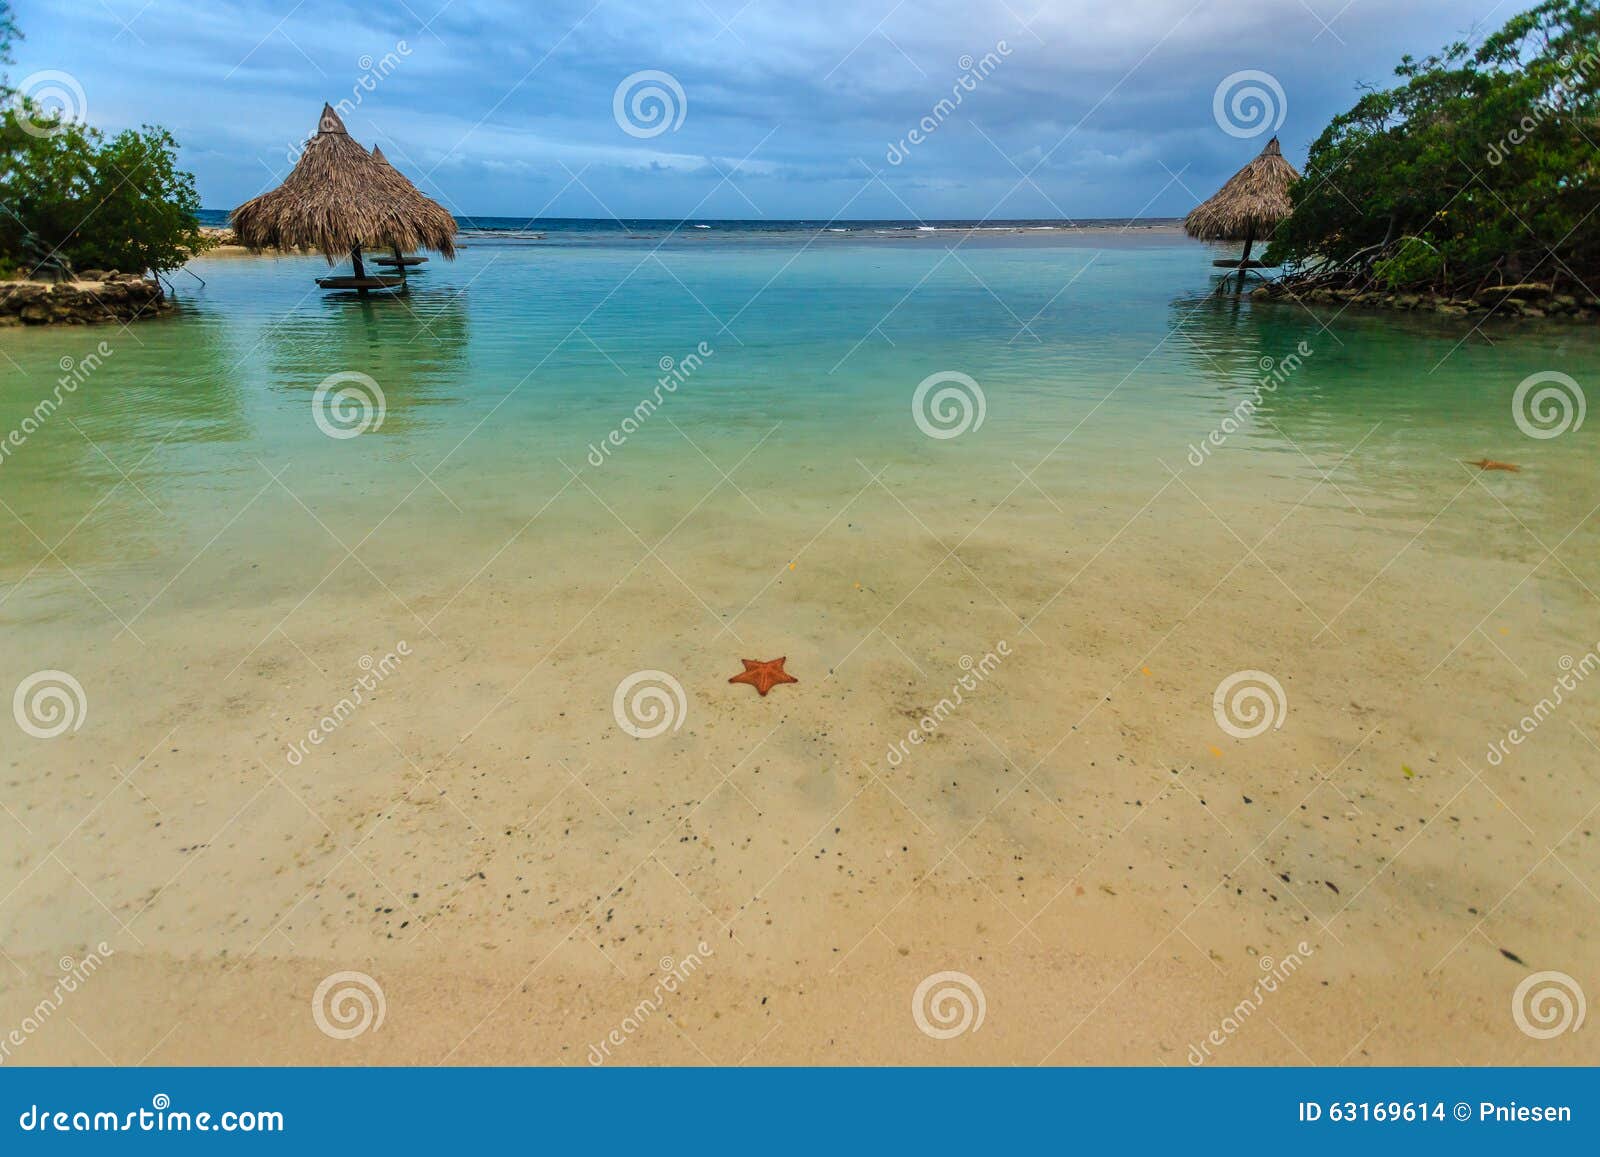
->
[1464, 458, 1522, 472]
[728, 657, 798, 697]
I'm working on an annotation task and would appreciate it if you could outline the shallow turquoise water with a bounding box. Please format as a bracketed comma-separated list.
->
[1, 231, 1596, 620]
[6, 228, 1600, 1070]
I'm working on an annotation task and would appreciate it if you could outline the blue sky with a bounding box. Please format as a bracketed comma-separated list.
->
[15, 0, 1529, 219]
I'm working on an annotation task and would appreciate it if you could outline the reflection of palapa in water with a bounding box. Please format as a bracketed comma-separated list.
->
[266, 291, 470, 437]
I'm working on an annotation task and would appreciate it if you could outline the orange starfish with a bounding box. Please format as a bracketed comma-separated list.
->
[1464, 458, 1522, 472]
[728, 657, 798, 697]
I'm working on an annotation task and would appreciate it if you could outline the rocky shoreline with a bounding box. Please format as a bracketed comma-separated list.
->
[1252, 279, 1600, 321]
[0, 272, 173, 326]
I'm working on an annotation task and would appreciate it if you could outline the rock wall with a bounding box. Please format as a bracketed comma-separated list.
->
[1253, 280, 1600, 321]
[0, 273, 173, 326]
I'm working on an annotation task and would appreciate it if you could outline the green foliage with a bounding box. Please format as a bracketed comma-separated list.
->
[0, 110, 205, 275]
[0, 3, 203, 276]
[1264, 0, 1600, 292]
[0, 0, 16, 75]
[1372, 238, 1444, 288]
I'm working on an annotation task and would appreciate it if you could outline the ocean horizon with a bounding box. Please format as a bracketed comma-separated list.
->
[199, 209, 1185, 237]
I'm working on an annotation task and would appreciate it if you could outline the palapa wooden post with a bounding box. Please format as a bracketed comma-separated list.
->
[350, 244, 368, 296]
[1235, 226, 1255, 294]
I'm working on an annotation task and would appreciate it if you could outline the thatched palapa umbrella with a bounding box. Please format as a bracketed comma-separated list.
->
[231, 104, 457, 293]
[1184, 137, 1300, 294]
[369, 145, 435, 273]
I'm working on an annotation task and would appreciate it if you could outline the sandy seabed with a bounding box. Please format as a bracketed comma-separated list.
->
[2, 437, 1596, 1068]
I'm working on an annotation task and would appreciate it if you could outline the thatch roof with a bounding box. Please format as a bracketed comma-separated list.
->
[369, 144, 456, 254]
[371, 145, 403, 174]
[231, 105, 457, 262]
[1184, 137, 1301, 242]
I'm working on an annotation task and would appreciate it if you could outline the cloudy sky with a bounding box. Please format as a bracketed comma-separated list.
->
[15, 0, 1527, 220]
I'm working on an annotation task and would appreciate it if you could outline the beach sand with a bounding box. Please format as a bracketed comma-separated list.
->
[3, 452, 1594, 1065]
[1, 237, 1595, 1066]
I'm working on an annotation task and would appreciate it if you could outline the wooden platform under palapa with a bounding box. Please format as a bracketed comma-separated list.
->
[1184, 137, 1300, 294]
[229, 105, 457, 295]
